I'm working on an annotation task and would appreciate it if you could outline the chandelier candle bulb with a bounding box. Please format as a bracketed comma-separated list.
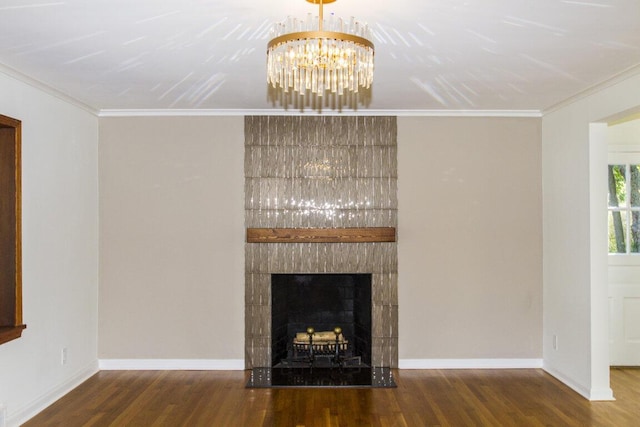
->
[267, 0, 374, 97]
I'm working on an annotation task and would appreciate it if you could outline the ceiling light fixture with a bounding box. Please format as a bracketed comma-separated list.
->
[267, 0, 374, 98]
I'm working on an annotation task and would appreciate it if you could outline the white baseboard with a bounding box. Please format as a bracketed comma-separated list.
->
[9, 361, 99, 427]
[98, 359, 245, 371]
[399, 358, 544, 369]
[588, 387, 616, 401]
[542, 365, 615, 401]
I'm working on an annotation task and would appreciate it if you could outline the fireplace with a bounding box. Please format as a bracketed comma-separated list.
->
[271, 273, 372, 367]
[244, 116, 398, 387]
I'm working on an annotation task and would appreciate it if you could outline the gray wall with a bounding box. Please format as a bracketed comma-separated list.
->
[98, 117, 244, 359]
[98, 115, 543, 362]
[398, 117, 542, 360]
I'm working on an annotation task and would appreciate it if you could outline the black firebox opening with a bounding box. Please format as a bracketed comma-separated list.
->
[271, 273, 372, 367]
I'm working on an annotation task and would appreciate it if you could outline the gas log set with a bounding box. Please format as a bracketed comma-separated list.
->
[287, 327, 361, 368]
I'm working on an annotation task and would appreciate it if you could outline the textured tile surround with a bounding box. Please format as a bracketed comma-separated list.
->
[244, 116, 398, 369]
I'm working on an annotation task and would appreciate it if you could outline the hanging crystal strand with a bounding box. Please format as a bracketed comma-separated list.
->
[325, 68, 330, 94]
[346, 53, 352, 92]
[306, 12, 312, 31]
[283, 46, 289, 91]
[318, 65, 324, 96]
[342, 64, 348, 93]
[350, 52, 356, 93]
[331, 67, 337, 93]
[354, 69, 359, 94]
[296, 40, 302, 68]
[283, 49, 288, 92]
[284, 68, 290, 93]
[359, 50, 365, 88]
[312, 66, 318, 94]
[306, 40, 312, 68]
[305, 56, 311, 90]
[289, 57, 294, 90]
[353, 49, 358, 91]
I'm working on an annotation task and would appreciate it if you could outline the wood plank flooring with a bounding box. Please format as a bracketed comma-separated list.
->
[23, 368, 640, 426]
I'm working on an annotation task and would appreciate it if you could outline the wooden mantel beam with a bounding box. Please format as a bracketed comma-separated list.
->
[246, 227, 396, 243]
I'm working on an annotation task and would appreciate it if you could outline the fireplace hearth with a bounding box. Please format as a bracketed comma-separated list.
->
[246, 366, 396, 388]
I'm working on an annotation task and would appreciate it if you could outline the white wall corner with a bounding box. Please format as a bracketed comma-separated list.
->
[542, 364, 614, 401]
[588, 387, 615, 401]
[9, 361, 99, 427]
[98, 359, 245, 371]
[399, 359, 544, 369]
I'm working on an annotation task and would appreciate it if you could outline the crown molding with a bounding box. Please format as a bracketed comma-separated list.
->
[98, 108, 542, 118]
[0, 62, 99, 116]
[542, 63, 640, 115]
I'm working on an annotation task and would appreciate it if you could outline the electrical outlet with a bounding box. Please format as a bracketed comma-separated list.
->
[553, 335, 558, 351]
[61, 348, 68, 365]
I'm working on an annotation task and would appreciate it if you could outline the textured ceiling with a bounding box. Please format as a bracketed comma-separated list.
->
[1, 0, 639, 113]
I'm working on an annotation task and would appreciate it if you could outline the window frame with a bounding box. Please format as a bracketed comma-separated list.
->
[608, 148, 640, 265]
[0, 114, 25, 345]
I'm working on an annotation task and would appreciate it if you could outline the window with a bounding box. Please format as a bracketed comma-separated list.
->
[608, 163, 640, 254]
[0, 114, 25, 345]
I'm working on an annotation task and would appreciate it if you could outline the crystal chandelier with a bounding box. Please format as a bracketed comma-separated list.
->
[267, 0, 374, 97]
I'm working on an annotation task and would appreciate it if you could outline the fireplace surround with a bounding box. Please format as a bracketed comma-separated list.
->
[244, 116, 398, 370]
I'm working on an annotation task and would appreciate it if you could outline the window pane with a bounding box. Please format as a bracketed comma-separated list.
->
[631, 165, 640, 207]
[609, 210, 627, 253]
[608, 165, 626, 208]
[632, 210, 640, 253]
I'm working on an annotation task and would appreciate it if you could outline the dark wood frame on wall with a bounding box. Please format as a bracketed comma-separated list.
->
[0, 114, 25, 345]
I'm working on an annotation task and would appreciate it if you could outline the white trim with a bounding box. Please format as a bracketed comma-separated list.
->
[607, 144, 640, 154]
[589, 388, 617, 401]
[98, 359, 245, 371]
[607, 254, 640, 266]
[0, 62, 98, 116]
[97, 108, 542, 118]
[543, 63, 640, 115]
[8, 361, 99, 427]
[398, 358, 543, 369]
[543, 365, 615, 401]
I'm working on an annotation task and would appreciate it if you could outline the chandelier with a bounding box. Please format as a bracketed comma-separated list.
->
[266, 0, 374, 97]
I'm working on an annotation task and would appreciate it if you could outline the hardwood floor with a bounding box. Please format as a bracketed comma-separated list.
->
[23, 368, 640, 426]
